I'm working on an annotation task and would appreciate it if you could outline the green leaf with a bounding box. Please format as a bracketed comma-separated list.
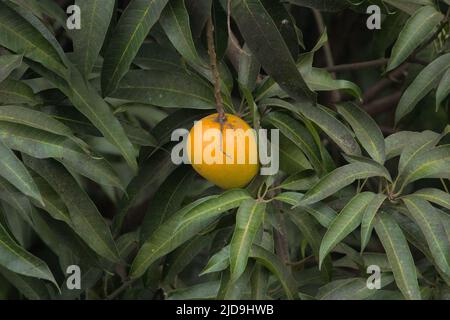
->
[336, 102, 385, 164]
[396, 145, 450, 191]
[263, 112, 322, 172]
[229, 0, 315, 103]
[374, 212, 421, 300]
[383, 0, 432, 15]
[413, 188, 450, 210]
[304, 68, 362, 100]
[159, 0, 203, 68]
[319, 192, 376, 268]
[30, 175, 71, 226]
[317, 276, 394, 300]
[279, 135, 313, 174]
[387, 6, 444, 71]
[133, 42, 185, 73]
[168, 281, 220, 300]
[101, 0, 169, 95]
[402, 196, 450, 277]
[290, 209, 331, 269]
[217, 261, 254, 300]
[0, 139, 43, 205]
[0, 105, 89, 151]
[0, 122, 123, 189]
[361, 194, 387, 252]
[140, 166, 195, 242]
[113, 150, 176, 234]
[0, 220, 56, 286]
[279, 170, 318, 191]
[250, 245, 298, 300]
[230, 199, 266, 281]
[72, 0, 115, 77]
[65, 68, 138, 172]
[8, 0, 68, 30]
[275, 192, 335, 228]
[385, 131, 419, 160]
[297, 103, 361, 156]
[240, 83, 260, 130]
[250, 264, 269, 299]
[23, 157, 120, 263]
[436, 68, 450, 110]
[398, 130, 440, 174]
[398, 131, 440, 175]
[0, 2, 68, 78]
[286, 0, 349, 12]
[0, 54, 22, 83]
[111, 70, 217, 109]
[238, 44, 260, 91]
[201, 245, 230, 275]
[0, 79, 41, 106]
[299, 162, 391, 206]
[130, 189, 251, 278]
[395, 53, 450, 123]
[0, 267, 50, 300]
[164, 233, 213, 284]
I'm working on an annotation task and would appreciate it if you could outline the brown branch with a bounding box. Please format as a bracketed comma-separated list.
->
[363, 91, 403, 116]
[326, 58, 389, 73]
[105, 279, 137, 300]
[326, 57, 427, 74]
[206, 17, 226, 123]
[362, 63, 409, 103]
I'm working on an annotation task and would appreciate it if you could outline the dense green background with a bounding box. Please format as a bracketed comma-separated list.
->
[0, 0, 449, 300]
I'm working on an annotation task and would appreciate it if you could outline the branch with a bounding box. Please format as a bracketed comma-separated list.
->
[326, 58, 389, 73]
[363, 91, 403, 116]
[326, 57, 428, 73]
[362, 63, 409, 103]
[105, 279, 137, 300]
[312, 9, 340, 103]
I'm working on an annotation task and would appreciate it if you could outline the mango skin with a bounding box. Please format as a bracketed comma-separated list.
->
[187, 113, 259, 189]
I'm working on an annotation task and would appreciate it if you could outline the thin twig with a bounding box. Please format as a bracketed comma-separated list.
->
[363, 91, 403, 116]
[286, 255, 315, 267]
[105, 279, 137, 300]
[325, 57, 427, 73]
[312, 9, 340, 103]
[326, 58, 389, 73]
[206, 16, 226, 123]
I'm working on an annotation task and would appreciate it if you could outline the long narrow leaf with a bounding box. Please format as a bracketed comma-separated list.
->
[102, 0, 169, 95]
[230, 199, 266, 281]
[374, 212, 421, 300]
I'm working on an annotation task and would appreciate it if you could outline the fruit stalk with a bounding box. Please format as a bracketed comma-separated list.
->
[206, 16, 226, 124]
